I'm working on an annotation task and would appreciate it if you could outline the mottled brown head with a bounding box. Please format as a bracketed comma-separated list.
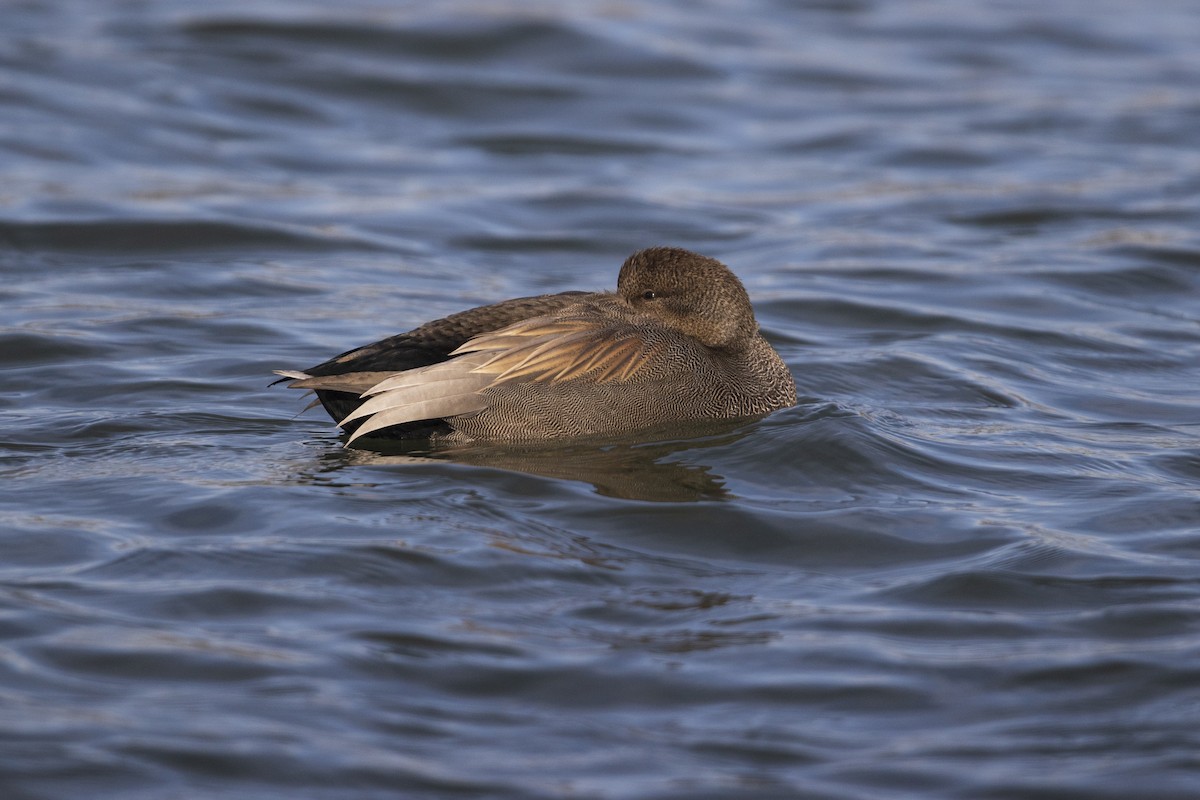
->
[617, 247, 759, 349]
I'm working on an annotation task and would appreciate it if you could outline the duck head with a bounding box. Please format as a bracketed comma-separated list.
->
[617, 247, 759, 349]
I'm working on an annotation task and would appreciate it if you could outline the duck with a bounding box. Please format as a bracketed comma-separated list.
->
[276, 247, 796, 445]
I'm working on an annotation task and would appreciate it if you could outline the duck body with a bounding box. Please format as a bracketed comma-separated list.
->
[278, 247, 796, 445]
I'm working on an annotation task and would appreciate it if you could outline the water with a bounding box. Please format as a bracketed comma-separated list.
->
[3, 1, 1200, 797]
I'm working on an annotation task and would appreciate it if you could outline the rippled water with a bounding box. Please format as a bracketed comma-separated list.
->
[4, 1, 1200, 797]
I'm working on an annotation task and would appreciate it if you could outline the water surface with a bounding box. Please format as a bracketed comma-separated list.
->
[3, 1, 1200, 798]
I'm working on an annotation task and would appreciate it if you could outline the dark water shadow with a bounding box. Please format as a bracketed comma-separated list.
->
[330, 419, 770, 502]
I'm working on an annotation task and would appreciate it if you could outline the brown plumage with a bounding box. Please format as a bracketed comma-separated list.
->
[276, 247, 796, 445]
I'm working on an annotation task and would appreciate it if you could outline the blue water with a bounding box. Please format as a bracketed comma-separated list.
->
[3, 1, 1200, 797]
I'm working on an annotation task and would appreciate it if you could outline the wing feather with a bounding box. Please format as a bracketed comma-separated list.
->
[474, 331, 596, 382]
[455, 314, 661, 386]
[363, 355, 492, 396]
[279, 306, 677, 441]
[345, 393, 487, 445]
[450, 318, 594, 355]
[340, 374, 491, 426]
[274, 370, 398, 395]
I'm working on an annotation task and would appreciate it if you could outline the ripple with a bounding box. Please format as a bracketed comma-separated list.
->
[0, 218, 386, 254]
[3, 1, 1200, 798]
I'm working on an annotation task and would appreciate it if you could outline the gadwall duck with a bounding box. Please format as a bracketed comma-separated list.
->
[276, 247, 796, 445]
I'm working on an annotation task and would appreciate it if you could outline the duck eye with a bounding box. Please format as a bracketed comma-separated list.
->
[641, 290, 657, 301]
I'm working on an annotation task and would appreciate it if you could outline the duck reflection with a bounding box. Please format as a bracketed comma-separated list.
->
[341, 419, 758, 502]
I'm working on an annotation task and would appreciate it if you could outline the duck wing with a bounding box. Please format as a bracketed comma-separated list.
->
[277, 291, 592, 429]
[304, 291, 592, 377]
[333, 308, 676, 444]
[450, 313, 666, 384]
